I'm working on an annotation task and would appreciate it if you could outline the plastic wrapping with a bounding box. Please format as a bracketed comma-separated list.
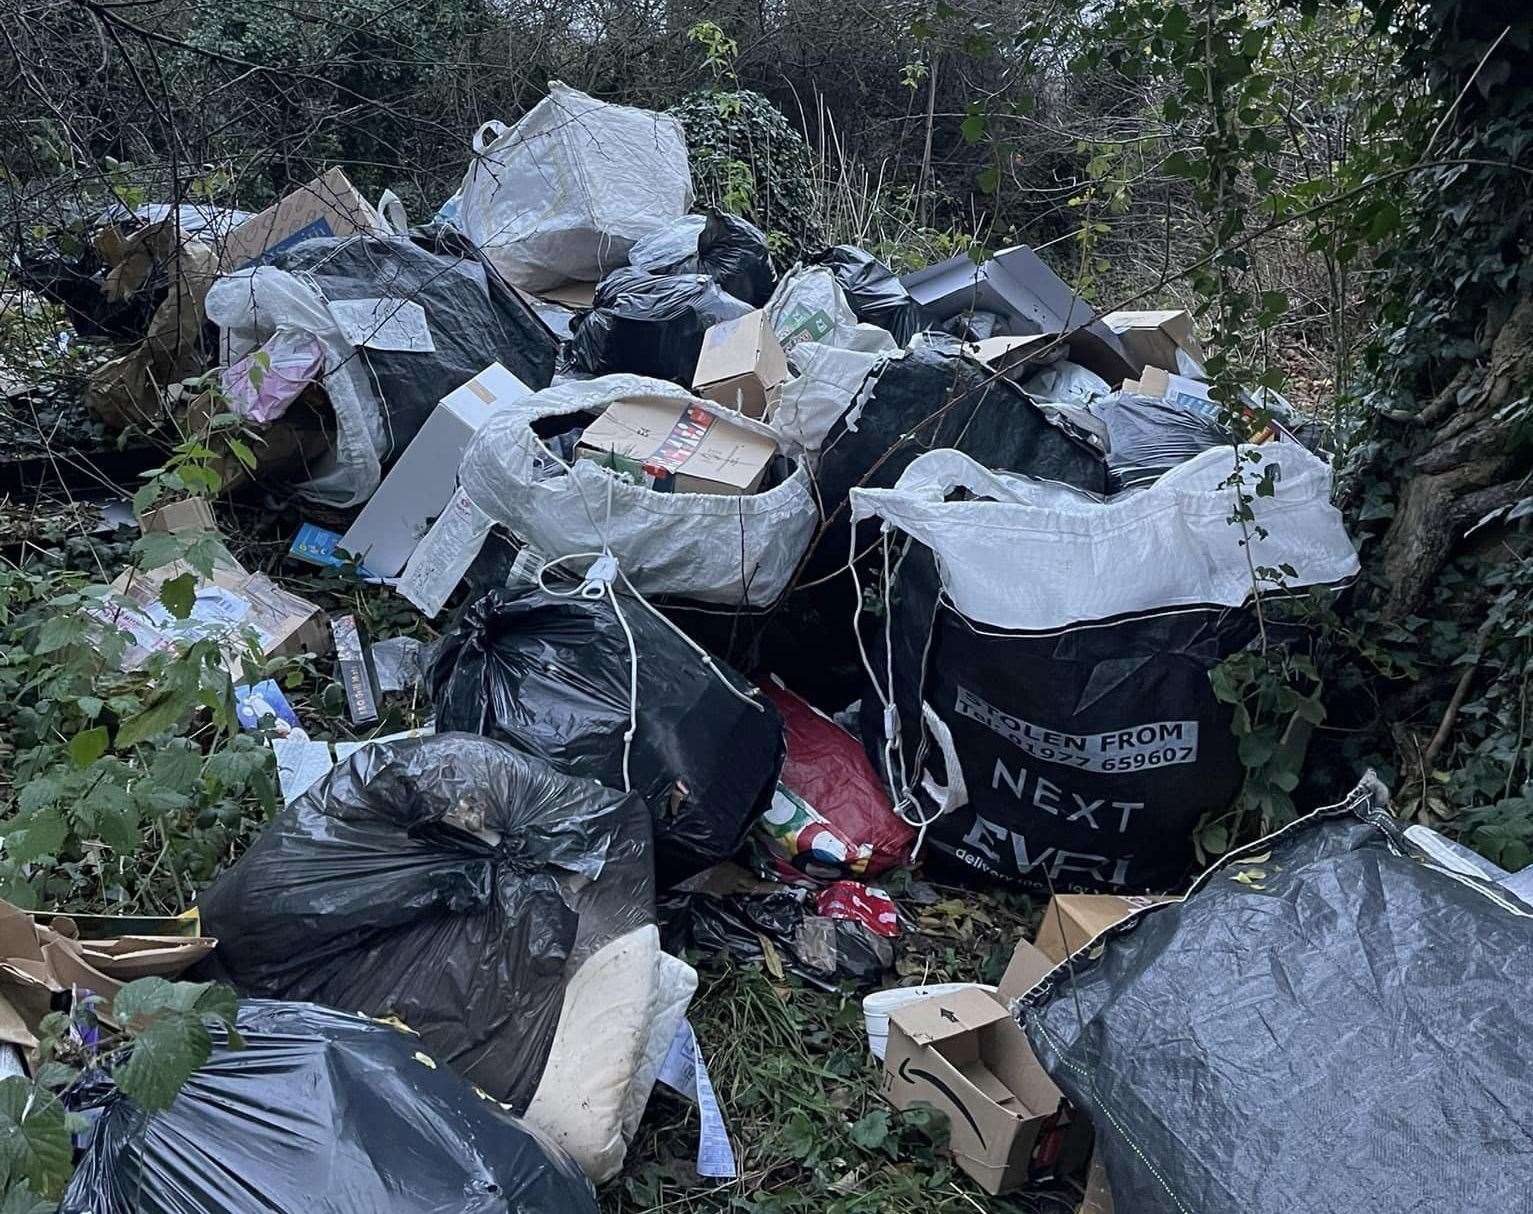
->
[1018, 775, 1533, 1214]
[456, 81, 693, 291]
[429, 586, 785, 886]
[848, 445, 1359, 892]
[1020, 359, 1113, 405]
[629, 213, 776, 307]
[568, 267, 754, 383]
[755, 678, 914, 883]
[207, 231, 556, 506]
[457, 375, 818, 607]
[60, 1000, 598, 1214]
[1089, 391, 1234, 491]
[660, 887, 895, 989]
[812, 245, 923, 344]
[198, 732, 655, 1108]
[765, 264, 897, 358]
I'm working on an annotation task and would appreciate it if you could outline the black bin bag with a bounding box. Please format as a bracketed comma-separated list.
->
[567, 267, 754, 384]
[60, 1000, 598, 1214]
[430, 585, 785, 887]
[270, 228, 557, 455]
[198, 732, 654, 1109]
[812, 245, 923, 343]
[1087, 391, 1233, 492]
[628, 213, 777, 307]
[849, 441, 1358, 893]
[1017, 775, 1533, 1214]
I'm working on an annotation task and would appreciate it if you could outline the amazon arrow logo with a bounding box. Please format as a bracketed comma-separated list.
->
[897, 1055, 987, 1147]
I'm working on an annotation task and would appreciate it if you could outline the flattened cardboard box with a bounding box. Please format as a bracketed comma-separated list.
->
[881, 940, 1086, 1195]
[576, 396, 776, 495]
[1033, 893, 1174, 965]
[693, 310, 789, 420]
[221, 167, 387, 271]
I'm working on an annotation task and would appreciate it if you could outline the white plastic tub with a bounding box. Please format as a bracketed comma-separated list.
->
[862, 982, 997, 1060]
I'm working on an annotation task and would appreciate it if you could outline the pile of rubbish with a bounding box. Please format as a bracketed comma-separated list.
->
[9, 78, 1515, 1214]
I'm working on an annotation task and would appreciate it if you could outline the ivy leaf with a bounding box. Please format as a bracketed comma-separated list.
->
[0, 1077, 73, 1200]
[66, 726, 109, 769]
[158, 573, 197, 622]
[111, 979, 239, 1114]
[849, 1108, 892, 1150]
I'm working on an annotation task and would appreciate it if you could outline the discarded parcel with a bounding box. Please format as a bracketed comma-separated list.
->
[850, 442, 1359, 892]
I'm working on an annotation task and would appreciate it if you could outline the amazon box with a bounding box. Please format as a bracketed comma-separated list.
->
[692, 310, 789, 419]
[881, 940, 1084, 1194]
[576, 396, 775, 495]
[1033, 894, 1174, 965]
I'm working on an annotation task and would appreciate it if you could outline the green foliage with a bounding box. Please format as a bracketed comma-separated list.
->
[111, 979, 240, 1112]
[670, 89, 822, 264]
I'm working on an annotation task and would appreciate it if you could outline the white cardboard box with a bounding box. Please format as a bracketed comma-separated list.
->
[340, 362, 531, 576]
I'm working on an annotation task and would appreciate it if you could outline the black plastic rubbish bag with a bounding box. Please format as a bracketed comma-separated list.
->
[430, 585, 785, 887]
[1018, 775, 1533, 1214]
[270, 229, 557, 455]
[198, 732, 654, 1109]
[812, 245, 923, 344]
[660, 888, 894, 989]
[1088, 392, 1233, 492]
[567, 267, 754, 384]
[629, 213, 777, 307]
[60, 1000, 598, 1214]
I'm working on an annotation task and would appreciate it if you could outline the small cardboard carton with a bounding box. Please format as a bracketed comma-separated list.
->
[1033, 894, 1174, 965]
[339, 362, 532, 576]
[1103, 309, 1204, 374]
[882, 940, 1085, 1195]
[220, 168, 387, 271]
[138, 496, 216, 536]
[576, 396, 776, 495]
[692, 311, 789, 419]
[972, 333, 1065, 378]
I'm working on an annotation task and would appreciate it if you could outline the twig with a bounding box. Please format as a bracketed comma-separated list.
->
[1423, 614, 1498, 768]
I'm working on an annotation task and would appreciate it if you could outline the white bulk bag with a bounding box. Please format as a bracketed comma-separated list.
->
[765, 265, 898, 361]
[457, 82, 693, 291]
[458, 375, 818, 607]
[771, 341, 892, 459]
[206, 266, 386, 506]
[849, 443, 1359, 631]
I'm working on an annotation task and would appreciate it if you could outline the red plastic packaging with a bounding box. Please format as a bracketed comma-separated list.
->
[754, 677, 915, 883]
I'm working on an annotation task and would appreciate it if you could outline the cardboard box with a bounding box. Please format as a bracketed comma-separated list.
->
[1121, 367, 1285, 443]
[94, 554, 327, 678]
[1103, 309, 1204, 374]
[576, 397, 776, 495]
[1033, 894, 1173, 965]
[220, 168, 387, 271]
[138, 496, 216, 536]
[339, 362, 532, 576]
[972, 333, 1065, 378]
[537, 280, 598, 309]
[692, 311, 789, 419]
[882, 940, 1086, 1195]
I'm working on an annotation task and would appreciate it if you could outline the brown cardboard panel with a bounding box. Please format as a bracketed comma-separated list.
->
[1033, 894, 1174, 965]
[138, 497, 216, 535]
[1103, 309, 1204, 372]
[220, 168, 386, 271]
[538, 280, 598, 309]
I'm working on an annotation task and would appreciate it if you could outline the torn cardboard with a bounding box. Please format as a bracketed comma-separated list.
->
[692, 311, 789, 419]
[881, 939, 1086, 1195]
[93, 551, 327, 678]
[138, 496, 216, 536]
[0, 899, 214, 1053]
[220, 168, 387, 271]
[340, 362, 531, 577]
[972, 333, 1065, 379]
[575, 397, 776, 495]
[1032, 894, 1174, 966]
